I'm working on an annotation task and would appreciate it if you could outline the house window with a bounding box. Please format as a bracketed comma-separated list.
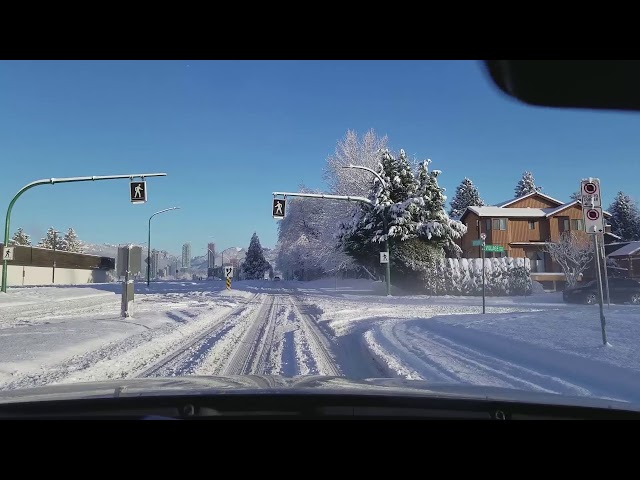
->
[528, 220, 536, 230]
[485, 219, 491, 231]
[560, 218, 570, 232]
[492, 218, 507, 230]
[571, 219, 584, 231]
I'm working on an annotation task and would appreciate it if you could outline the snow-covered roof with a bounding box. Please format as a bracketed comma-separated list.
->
[466, 206, 546, 218]
[542, 201, 579, 217]
[609, 241, 640, 257]
[494, 191, 565, 208]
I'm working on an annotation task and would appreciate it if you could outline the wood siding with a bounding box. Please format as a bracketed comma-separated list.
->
[459, 212, 481, 257]
[507, 196, 561, 209]
[548, 205, 588, 242]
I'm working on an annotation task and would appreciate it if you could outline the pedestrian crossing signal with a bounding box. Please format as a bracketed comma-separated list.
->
[130, 181, 147, 204]
[272, 198, 286, 219]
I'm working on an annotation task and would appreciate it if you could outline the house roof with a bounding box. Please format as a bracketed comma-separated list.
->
[462, 201, 612, 222]
[542, 201, 612, 218]
[494, 191, 565, 208]
[609, 241, 640, 257]
[466, 206, 546, 218]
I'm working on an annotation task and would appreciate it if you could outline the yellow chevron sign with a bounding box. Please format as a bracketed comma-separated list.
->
[226, 277, 231, 290]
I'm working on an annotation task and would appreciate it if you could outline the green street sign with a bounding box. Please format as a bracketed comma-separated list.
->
[484, 244, 505, 252]
[472, 239, 483, 246]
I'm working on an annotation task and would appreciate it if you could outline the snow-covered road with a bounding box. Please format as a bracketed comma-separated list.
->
[1, 279, 640, 405]
[0, 284, 344, 389]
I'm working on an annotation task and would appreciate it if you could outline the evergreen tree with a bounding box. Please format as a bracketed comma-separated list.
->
[241, 232, 271, 280]
[338, 149, 467, 275]
[10, 227, 31, 246]
[37, 227, 64, 250]
[412, 160, 467, 257]
[608, 191, 640, 241]
[514, 171, 543, 197]
[449, 177, 485, 218]
[61, 227, 84, 253]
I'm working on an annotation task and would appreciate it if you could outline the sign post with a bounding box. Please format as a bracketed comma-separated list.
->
[225, 266, 234, 290]
[581, 178, 607, 345]
[121, 245, 135, 318]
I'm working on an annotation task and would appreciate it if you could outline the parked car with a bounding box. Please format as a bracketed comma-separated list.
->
[563, 278, 640, 305]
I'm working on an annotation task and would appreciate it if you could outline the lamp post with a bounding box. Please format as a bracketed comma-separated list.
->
[342, 164, 391, 296]
[147, 207, 180, 286]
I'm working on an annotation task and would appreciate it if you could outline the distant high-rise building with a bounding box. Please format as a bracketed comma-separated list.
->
[207, 242, 216, 268]
[182, 242, 191, 269]
[150, 249, 160, 279]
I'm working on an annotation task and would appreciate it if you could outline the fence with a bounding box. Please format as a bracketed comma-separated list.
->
[0, 244, 114, 286]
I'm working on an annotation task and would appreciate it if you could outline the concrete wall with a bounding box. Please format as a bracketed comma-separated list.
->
[0, 265, 108, 286]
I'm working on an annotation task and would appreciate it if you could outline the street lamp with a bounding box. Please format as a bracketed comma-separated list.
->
[147, 207, 180, 286]
[342, 164, 392, 296]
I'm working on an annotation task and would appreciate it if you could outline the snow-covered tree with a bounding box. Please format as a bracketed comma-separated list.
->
[241, 233, 271, 280]
[10, 227, 31, 246]
[37, 227, 64, 250]
[449, 177, 485, 218]
[608, 191, 640, 241]
[323, 129, 389, 197]
[514, 171, 543, 197]
[543, 231, 593, 287]
[569, 190, 581, 202]
[60, 227, 84, 253]
[412, 159, 467, 257]
[339, 148, 467, 277]
[275, 185, 355, 280]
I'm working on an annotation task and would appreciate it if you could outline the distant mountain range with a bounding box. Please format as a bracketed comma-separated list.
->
[82, 242, 277, 273]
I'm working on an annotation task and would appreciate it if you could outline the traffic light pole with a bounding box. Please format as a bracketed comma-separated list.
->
[2, 173, 167, 293]
[272, 190, 392, 296]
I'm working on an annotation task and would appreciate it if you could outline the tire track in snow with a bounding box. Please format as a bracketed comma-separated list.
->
[288, 296, 341, 377]
[364, 318, 640, 401]
[0, 294, 261, 389]
[135, 294, 262, 378]
[220, 295, 278, 375]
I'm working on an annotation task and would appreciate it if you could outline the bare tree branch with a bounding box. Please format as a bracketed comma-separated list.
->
[543, 232, 593, 287]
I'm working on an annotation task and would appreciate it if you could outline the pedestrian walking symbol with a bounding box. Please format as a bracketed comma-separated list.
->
[272, 198, 286, 218]
[380, 251, 389, 264]
[130, 181, 147, 204]
[3, 247, 14, 261]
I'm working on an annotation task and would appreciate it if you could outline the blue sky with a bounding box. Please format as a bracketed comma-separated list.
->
[1, 60, 639, 256]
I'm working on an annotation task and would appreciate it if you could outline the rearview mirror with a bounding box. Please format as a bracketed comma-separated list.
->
[483, 60, 640, 112]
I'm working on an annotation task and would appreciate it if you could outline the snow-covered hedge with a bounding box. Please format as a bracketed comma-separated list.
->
[421, 257, 532, 296]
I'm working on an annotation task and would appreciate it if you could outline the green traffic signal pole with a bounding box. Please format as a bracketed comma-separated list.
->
[342, 165, 392, 297]
[147, 207, 180, 286]
[2, 173, 167, 293]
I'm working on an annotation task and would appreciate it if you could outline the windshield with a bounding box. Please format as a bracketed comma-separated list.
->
[1, 60, 639, 407]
